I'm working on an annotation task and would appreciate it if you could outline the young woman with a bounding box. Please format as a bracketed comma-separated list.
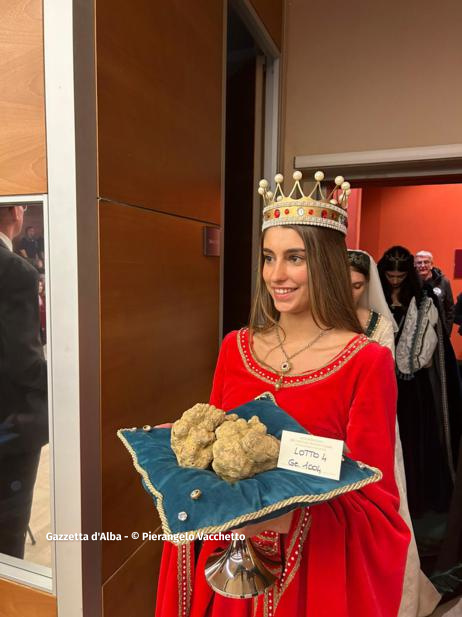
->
[378, 246, 462, 596]
[155, 173, 410, 617]
[348, 249, 396, 352]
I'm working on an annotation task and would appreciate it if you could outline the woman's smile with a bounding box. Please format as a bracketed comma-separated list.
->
[272, 286, 298, 299]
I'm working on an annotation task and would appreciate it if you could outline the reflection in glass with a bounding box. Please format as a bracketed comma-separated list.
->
[0, 202, 50, 568]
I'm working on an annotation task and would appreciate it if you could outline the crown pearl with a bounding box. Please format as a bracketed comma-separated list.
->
[266, 191, 274, 199]
[346, 188, 352, 195]
[334, 176, 344, 186]
[276, 195, 283, 202]
[274, 173, 284, 184]
[293, 171, 302, 181]
[330, 199, 338, 205]
[259, 179, 269, 189]
[314, 171, 324, 182]
[341, 181, 351, 190]
[258, 187, 266, 195]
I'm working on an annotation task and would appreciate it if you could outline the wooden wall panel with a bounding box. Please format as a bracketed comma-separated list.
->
[249, 0, 283, 50]
[100, 201, 220, 581]
[102, 534, 162, 617]
[0, 578, 56, 617]
[0, 0, 46, 195]
[96, 0, 223, 224]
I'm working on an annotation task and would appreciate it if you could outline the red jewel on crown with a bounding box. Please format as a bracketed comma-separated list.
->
[258, 170, 351, 235]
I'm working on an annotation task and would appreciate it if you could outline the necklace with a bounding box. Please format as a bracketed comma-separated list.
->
[275, 327, 330, 374]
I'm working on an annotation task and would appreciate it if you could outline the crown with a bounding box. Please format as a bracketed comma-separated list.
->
[258, 170, 351, 235]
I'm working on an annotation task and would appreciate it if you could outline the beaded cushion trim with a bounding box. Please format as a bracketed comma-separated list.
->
[238, 328, 370, 388]
[117, 395, 382, 544]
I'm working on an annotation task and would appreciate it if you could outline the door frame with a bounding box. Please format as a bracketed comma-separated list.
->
[42, 0, 100, 615]
[295, 144, 462, 183]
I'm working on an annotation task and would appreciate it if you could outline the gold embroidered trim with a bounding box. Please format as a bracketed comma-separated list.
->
[238, 329, 370, 388]
[117, 429, 172, 532]
[118, 424, 382, 545]
[177, 546, 182, 617]
[185, 544, 192, 616]
[365, 310, 373, 332]
[273, 512, 312, 612]
[252, 533, 280, 557]
[366, 310, 382, 339]
[286, 511, 303, 558]
[255, 513, 310, 617]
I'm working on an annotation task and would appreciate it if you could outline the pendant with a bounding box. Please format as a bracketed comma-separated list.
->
[280, 361, 291, 373]
[275, 376, 284, 391]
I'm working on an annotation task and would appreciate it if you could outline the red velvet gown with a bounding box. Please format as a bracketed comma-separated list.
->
[155, 329, 410, 617]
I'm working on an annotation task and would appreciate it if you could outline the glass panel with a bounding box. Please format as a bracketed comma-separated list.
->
[0, 197, 52, 583]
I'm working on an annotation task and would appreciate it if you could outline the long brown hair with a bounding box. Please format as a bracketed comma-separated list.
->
[249, 225, 363, 334]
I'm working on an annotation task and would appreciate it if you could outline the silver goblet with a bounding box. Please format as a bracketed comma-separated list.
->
[205, 536, 279, 599]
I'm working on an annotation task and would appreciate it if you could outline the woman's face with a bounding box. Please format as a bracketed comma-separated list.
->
[262, 227, 309, 315]
[350, 269, 367, 306]
[385, 269, 407, 289]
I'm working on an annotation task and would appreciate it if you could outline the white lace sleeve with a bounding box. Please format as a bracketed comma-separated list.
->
[372, 314, 395, 358]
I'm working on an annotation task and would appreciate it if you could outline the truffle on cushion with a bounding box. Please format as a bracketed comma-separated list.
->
[117, 394, 382, 543]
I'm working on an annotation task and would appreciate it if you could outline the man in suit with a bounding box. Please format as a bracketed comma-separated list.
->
[0, 204, 48, 559]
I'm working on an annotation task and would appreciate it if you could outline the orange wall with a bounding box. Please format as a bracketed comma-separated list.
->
[360, 184, 462, 358]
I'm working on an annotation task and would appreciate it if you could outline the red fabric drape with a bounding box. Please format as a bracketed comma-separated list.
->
[155, 330, 410, 617]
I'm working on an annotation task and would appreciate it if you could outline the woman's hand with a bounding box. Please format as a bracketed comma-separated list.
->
[233, 510, 293, 538]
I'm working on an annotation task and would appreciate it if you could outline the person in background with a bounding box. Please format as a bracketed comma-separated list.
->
[415, 250, 454, 335]
[348, 249, 440, 616]
[17, 225, 44, 272]
[379, 245, 462, 597]
[38, 275, 46, 346]
[18, 225, 39, 260]
[348, 249, 396, 351]
[0, 205, 48, 559]
[37, 234, 45, 263]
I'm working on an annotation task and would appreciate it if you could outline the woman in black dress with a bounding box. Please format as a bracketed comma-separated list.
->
[378, 245, 462, 594]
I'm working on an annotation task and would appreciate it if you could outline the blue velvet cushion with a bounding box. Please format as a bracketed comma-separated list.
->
[118, 394, 382, 543]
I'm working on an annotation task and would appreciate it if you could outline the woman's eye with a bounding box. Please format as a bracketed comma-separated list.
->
[289, 255, 304, 263]
[263, 254, 273, 262]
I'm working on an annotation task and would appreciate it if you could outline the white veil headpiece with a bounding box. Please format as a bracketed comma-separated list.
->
[348, 249, 399, 332]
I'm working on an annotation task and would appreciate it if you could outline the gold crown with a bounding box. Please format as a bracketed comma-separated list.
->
[258, 170, 351, 235]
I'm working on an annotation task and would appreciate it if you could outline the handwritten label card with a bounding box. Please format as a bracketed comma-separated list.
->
[277, 430, 344, 480]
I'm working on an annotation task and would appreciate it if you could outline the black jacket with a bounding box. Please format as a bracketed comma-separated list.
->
[0, 239, 48, 458]
[426, 267, 455, 335]
[455, 293, 462, 335]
